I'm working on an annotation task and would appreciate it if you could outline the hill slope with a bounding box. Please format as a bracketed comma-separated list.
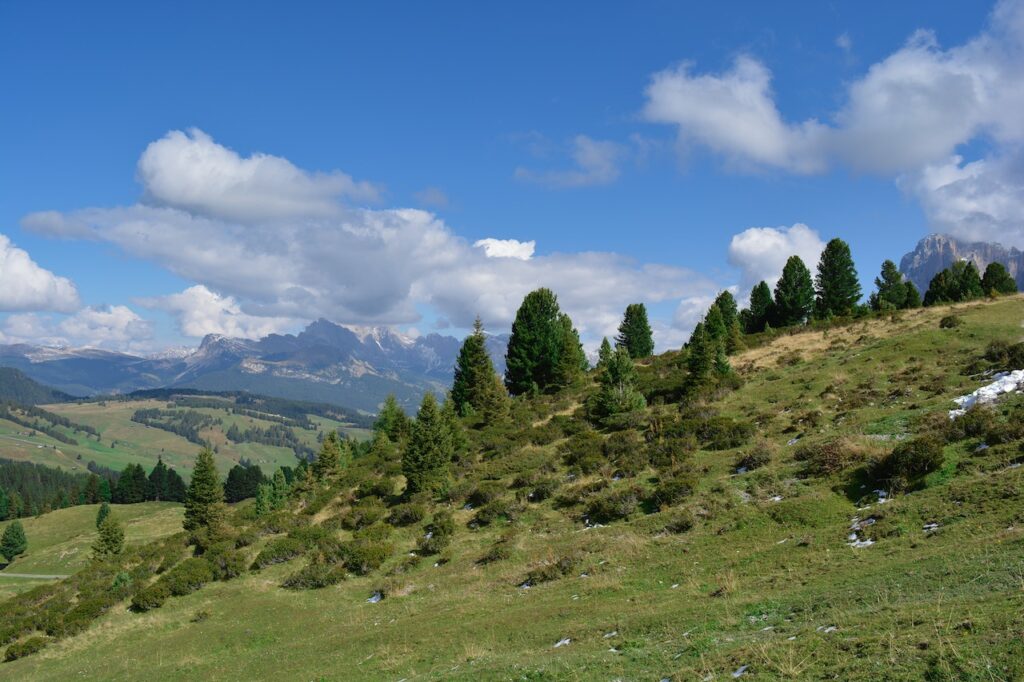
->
[2, 295, 1023, 680]
[0, 368, 71, 406]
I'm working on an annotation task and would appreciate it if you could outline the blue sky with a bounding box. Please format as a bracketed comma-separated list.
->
[1, 0, 1021, 353]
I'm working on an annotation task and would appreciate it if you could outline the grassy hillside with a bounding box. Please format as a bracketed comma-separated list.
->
[0, 368, 72, 406]
[0, 503, 183, 600]
[3, 296, 1023, 680]
[0, 396, 371, 478]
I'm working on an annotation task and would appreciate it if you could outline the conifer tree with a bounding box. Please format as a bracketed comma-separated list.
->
[7, 491, 23, 519]
[270, 469, 288, 510]
[615, 303, 655, 358]
[183, 448, 225, 533]
[98, 478, 112, 503]
[555, 313, 588, 386]
[451, 317, 500, 416]
[0, 488, 7, 520]
[504, 288, 565, 395]
[725, 320, 745, 355]
[311, 432, 344, 481]
[165, 469, 187, 502]
[592, 347, 646, 421]
[148, 457, 169, 501]
[374, 395, 410, 442]
[1, 520, 27, 562]
[870, 260, 908, 311]
[686, 322, 712, 388]
[402, 393, 452, 496]
[981, 262, 1017, 295]
[704, 304, 727, 346]
[479, 373, 511, 425]
[92, 515, 124, 559]
[814, 238, 861, 318]
[773, 256, 815, 326]
[904, 281, 922, 308]
[745, 281, 774, 333]
[254, 483, 272, 517]
[96, 501, 110, 529]
[711, 291, 739, 331]
[441, 397, 469, 461]
[597, 337, 613, 369]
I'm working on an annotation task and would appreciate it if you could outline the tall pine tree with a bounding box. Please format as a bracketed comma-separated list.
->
[183, 449, 225, 533]
[374, 395, 410, 442]
[555, 313, 588, 386]
[504, 288, 566, 395]
[402, 393, 451, 496]
[744, 281, 774, 333]
[773, 256, 815, 326]
[981, 262, 1017, 295]
[615, 303, 655, 358]
[451, 317, 500, 416]
[814, 238, 861, 318]
[870, 260, 908, 311]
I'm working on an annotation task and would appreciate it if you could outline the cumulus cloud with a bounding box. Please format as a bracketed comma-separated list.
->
[0, 234, 80, 313]
[515, 135, 625, 188]
[24, 130, 720, 351]
[139, 285, 299, 339]
[727, 223, 826, 292]
[644, 2, 1024, 176]
[1, 305, 153, 351]
[137, 129, 381, 221]
[473, 238, 536, 260]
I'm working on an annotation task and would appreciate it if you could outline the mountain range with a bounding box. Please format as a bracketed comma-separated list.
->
[899, 234, 1024, 293]
[0, 320, 509, 413]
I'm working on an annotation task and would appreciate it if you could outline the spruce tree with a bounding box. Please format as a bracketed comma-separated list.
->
[270, 469, 288, 510]
[183, 448, 225, 533]
[374, 395, 410, 442]
[704, 304, 727, 346]
[597, 337, 613, 369]
[814, 238, 861, 318]
[711, 291, 739, 331]
[0, 488, 7, 521]
[981, 262, 1017, 295]
[773, 256, 815, 326]
[615, 303, 655, 358]
[402, 393, 452, 496]
[555, 313, 588, 386]
[904, 281, 922, 308]
[593, 347, 646, 421]
[451, 317, 500, 416]
[311, 432, 344, 481]
[479, 373, 511, 425]
[96, 501, 110, 529]
[92, 515, 124, 559]
[504, 288, 565, 395]
[870, 260, 908, 311]
[98, 478, 112, 503]
[148, 457, 169, 501]
[441, 397, 469, 462]
[745, 281, 774, 333]
[254, 483, 272, 517]
[165, 469, 187, 502]
[924, 269, 952, 306]
[686, 322, 712, 388]
[1, 520, 27, 562]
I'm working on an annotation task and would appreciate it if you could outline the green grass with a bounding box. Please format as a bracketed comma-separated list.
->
[4, 295, 1024, 680]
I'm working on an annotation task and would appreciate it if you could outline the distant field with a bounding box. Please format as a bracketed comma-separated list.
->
[0, 502, 183, 597]
[0, 398, 372, 478]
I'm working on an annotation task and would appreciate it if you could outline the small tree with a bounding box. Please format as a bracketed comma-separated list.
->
[92, 515, 124, 559]
[870, 260, 908, 311]
[1, 520, 27, 562]
[814, 238, 861, 318]
[981, 262, 1017, 295]
[685, 322, 712, 389]
[904, 281, 922, 308]
[596, 337, 613, 369]
[402, 393, 452, 496]
[773, 255, 815, 326]
[504, 288, 565, 395]
[148, 457, 169, 501]
[96, 501, 111, 529]
[374, 395, 410, 442]
[745, 281, 774, 333]
[479, 373, 511, 426]
[270, 469, 288, 510]
[311, 432, 344, 481]
[254, 483, 272, 517]
[555, 313, 588, 386]
[183, 449, 225, 533]
[451, 317, 500, 416]
[616, 303, 655, 358]
[592, 347, 646, 421]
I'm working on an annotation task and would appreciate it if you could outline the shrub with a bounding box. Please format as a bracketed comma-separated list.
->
[282, 562, 346, 590]
[251, 537, 306, 570]
[660, 508, 695, 534]
[417, 510, 455, 555]
[735, 439, 775, 471]
[650, 467, 698, 509]
[585, 484, 643, 523]
[945, 405, 997, 442]
[131, 582, 171, 612]
[526, 477, 559, 502]
[939, 315, 963, 329]
[875, 435, 945, 489]
[477, 531, 516, 565]
[467, 481, 506, 507]
[234, 530, 258, 548]
[4, 636, 47, 662]
[646, 436, 697, 469]
[386, 502, 426, 527]
[559, 431, 604, 474]
[341, 533, 393, 575]
[163, 558, 214, 597]
[692, 416, 754, 450]
[355, 477, 395, 500]
[603, 430, 647, 476]
[795, 439, 862, 476]
[204, 542, 247, 581]
[554, 480, 608, 509]
[342, 497, 387, 530]
[522, 553, 580, 586]
[472, 498, 519, 527]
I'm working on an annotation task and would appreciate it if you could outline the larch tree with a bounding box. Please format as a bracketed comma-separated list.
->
[814, 238, 861, 318]
[773, 256, 815, 326]
[183, 448, 225, 533]
[616, 303, 655, 358]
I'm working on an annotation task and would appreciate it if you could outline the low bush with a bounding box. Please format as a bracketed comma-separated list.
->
[417, 510, 455, 555]
[386, 502, 426, 527]
[251, 537, 306, 570]
[735, 439, 775, 471]
[554, 480, 608, 509]
[341, 531, 393, 575]
[945, 405, 997, 442]
[795, 438, 864, 476]
[342, 497, 387, 530]
[875, 435, 945, 490]
[585, 484, 643, 523]
[525, 477, 559, 502]
[163, 558, 214, 597]
[472, 498, 519, 527]
[4, 636, 47, 662]
[467, 481, 506, 507]
[204, 542, 247, 581]
[521, 553, 580, 586]
[477, 531, 516, 565]
[355, 477, 395, 500]
[130, 582, 171, 612]
[939, 315, 963, 329]
[604, 430, 647, 476]
[650, 467, 699, 509]
[559, 431, 604, 474]
[660, 507, 695, 534]
[282, 561, 346, 590]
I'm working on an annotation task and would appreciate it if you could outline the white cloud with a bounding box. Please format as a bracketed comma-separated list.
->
[836, 33, 853, 53]
[473, 238, 536, 260]
[899, 149, 1024, 249]
[24, 130, 721, 352]
[642, 1, 1024, 177]
[1, 305, 153, 351]
[0, 234, 80, 313]
[414, 187, 449, 208]
[727, 223, 826, 291]
[140, 285, 299, 339]
[137, 129, 381, 221]
[515, 135, 625, 188]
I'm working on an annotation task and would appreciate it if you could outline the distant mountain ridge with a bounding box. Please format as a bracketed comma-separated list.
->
[0, 367, 73, 405]
[0, 320, 509, 413]
[899, 234, 1024, 294]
